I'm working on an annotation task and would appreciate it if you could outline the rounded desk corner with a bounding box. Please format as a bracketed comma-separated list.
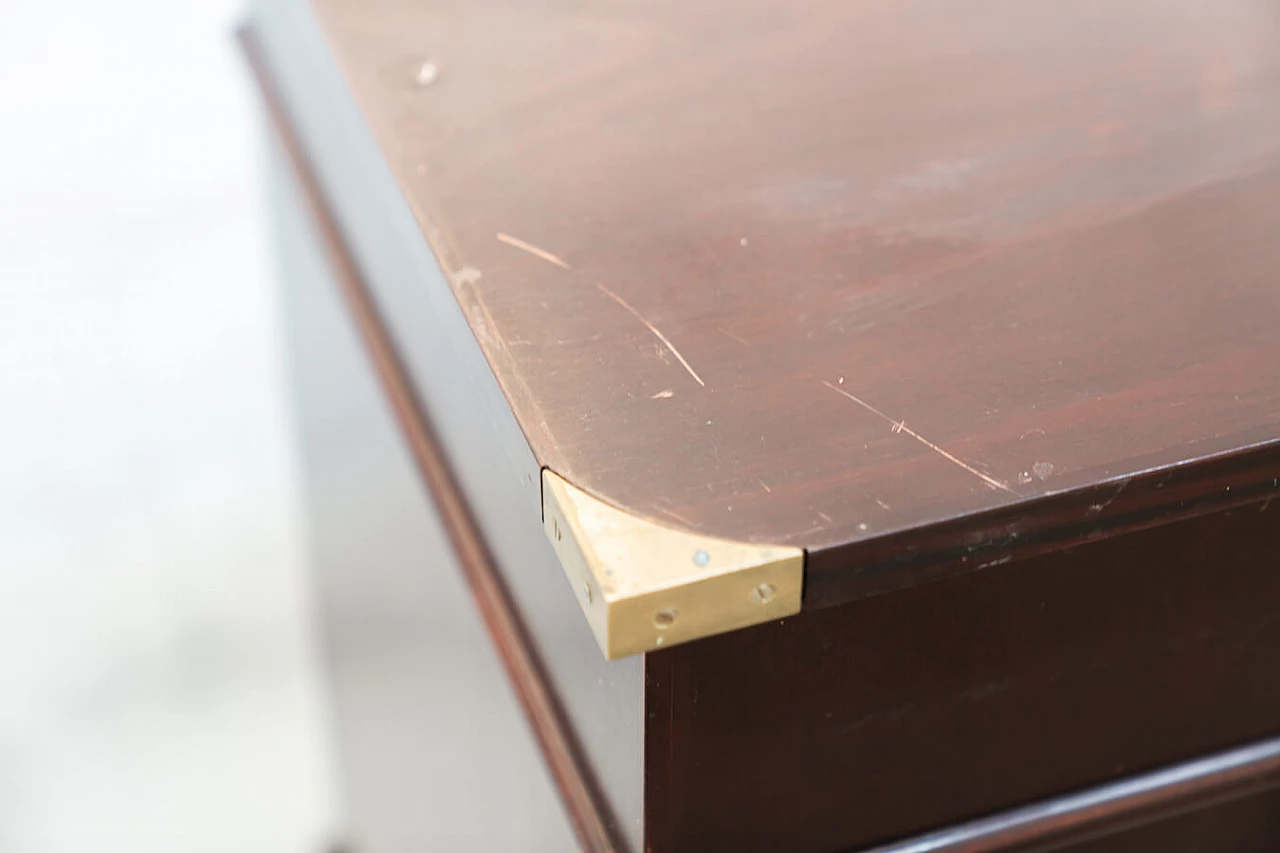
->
[540, 469, 804, 661]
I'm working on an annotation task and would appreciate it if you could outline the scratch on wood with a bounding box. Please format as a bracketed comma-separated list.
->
[717, 325, 752, 347]
[757, 478, 772, 493]
[977, 554, 1013, 569]
[496, 232, 572, 269]
[655, 505, 698, 528]
[822, 380, 1016, 494]
[553, 333, 605, 345]
[815, 510, 833, 523]
[1089, 479, 1130, 514]
[651, 389, 674, 399]
[875, 498, 891, 511]
[598, 284, 705, 386]
[1261, 496, 1274, 514]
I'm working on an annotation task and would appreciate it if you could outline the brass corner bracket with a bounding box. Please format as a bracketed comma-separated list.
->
[541, 469, 803, 660]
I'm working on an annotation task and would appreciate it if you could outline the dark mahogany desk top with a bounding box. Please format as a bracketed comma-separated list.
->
[309, 0, 1280, 586]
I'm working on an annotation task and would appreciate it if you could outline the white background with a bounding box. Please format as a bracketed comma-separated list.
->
[0, 1, 339, 850]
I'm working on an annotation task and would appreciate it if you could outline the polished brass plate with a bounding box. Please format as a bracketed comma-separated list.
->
[542, 469, 803, 660]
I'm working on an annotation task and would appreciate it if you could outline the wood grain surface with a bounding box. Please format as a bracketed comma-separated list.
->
[309, 0, 1280, 580]
[645, 502, 1280, 853]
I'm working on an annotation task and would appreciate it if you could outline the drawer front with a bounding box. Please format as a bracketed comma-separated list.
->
[647, 503, 1280, 853]
[865, 734, 1280, 853]
[1064, 787, 1280, 853]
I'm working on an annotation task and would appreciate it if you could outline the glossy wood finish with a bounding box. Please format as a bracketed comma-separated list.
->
[646, 503, 1280, 853]
[1060, 789, 1280, 853]
[309, 0, 1280, 594]
[867, 735, 1280, 852]
[248, 3, 1280, 852]
[808, 442, 1280, 607]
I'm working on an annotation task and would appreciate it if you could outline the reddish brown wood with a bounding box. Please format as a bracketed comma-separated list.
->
[307, 0, 1280, 599]
[806, 441, 1280, 608]
[1060, 789, 1280, 853]
[249, 4, 1280, 852]
[239, 28, 622, 853]
[865, 735, 1280, 852]
[646, 503, 1280, 853]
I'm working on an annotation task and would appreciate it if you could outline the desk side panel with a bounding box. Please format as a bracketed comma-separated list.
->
[272, 136, 575, 851]
[248, 4, 644, 848]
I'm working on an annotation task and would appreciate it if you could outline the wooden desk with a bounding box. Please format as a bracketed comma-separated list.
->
[243, 1, 1280, 850]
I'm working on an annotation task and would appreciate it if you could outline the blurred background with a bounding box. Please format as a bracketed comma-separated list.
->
[0, 1, 340, 850]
